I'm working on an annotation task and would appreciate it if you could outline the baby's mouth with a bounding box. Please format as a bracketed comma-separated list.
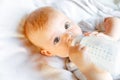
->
[66, 32, 81, 47]
[67, 34, 77, 47]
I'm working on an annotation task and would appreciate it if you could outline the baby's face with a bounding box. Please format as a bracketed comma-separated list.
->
[32, 10, 82, 57]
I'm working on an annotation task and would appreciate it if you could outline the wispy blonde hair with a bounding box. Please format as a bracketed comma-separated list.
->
[24, 7, 57, 47]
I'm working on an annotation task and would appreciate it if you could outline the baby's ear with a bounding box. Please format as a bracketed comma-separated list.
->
[40, 49, 53, 56]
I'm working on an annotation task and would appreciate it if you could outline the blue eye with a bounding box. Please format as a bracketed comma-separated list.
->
[54, 37, 60, 45]
[65, 22, 70, 29]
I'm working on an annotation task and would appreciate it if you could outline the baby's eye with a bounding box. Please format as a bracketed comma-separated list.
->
[65, 22, 70, 29]
[54, 37, 60, 45]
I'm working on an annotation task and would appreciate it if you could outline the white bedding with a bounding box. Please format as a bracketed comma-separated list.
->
[0, 0, 120, 80]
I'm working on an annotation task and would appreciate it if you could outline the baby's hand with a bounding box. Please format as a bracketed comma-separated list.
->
[69, 44, 92, 71]
[85, 31, 114, 40]
[84, 31, 99, 36]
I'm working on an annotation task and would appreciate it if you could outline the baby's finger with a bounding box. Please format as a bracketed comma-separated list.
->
[69, 44, 79, 52]
[90, 31, 99, 36]
[84, 32, 91, 36]
[80, 46, 88, 52]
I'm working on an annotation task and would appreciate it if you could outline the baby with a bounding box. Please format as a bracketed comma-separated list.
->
[24, 6, 120, 80]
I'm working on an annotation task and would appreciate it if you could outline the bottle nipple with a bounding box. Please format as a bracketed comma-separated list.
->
[71, 35, 84, 46]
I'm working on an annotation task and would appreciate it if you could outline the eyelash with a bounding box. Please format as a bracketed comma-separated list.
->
[54, 37, 60, 45]
[65, 22, 70, 29]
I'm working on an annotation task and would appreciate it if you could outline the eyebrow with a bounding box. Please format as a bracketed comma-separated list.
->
[48, 31, 57, 44]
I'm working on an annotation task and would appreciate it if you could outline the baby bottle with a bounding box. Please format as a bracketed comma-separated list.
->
[71, 34, 120, 75]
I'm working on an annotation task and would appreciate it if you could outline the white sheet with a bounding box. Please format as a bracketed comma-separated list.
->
[0, 0, 120, 80]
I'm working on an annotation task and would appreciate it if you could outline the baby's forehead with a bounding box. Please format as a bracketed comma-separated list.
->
[47, 12, 68, 25]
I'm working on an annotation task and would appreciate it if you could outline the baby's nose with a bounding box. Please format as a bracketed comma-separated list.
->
[64, 32, 73, 45]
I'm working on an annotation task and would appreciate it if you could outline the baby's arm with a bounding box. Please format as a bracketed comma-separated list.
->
[104, 17, 120, 40]
[69, 45, 113, 80]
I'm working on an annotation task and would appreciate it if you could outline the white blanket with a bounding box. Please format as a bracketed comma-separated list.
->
[0, 0, 120, 80]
